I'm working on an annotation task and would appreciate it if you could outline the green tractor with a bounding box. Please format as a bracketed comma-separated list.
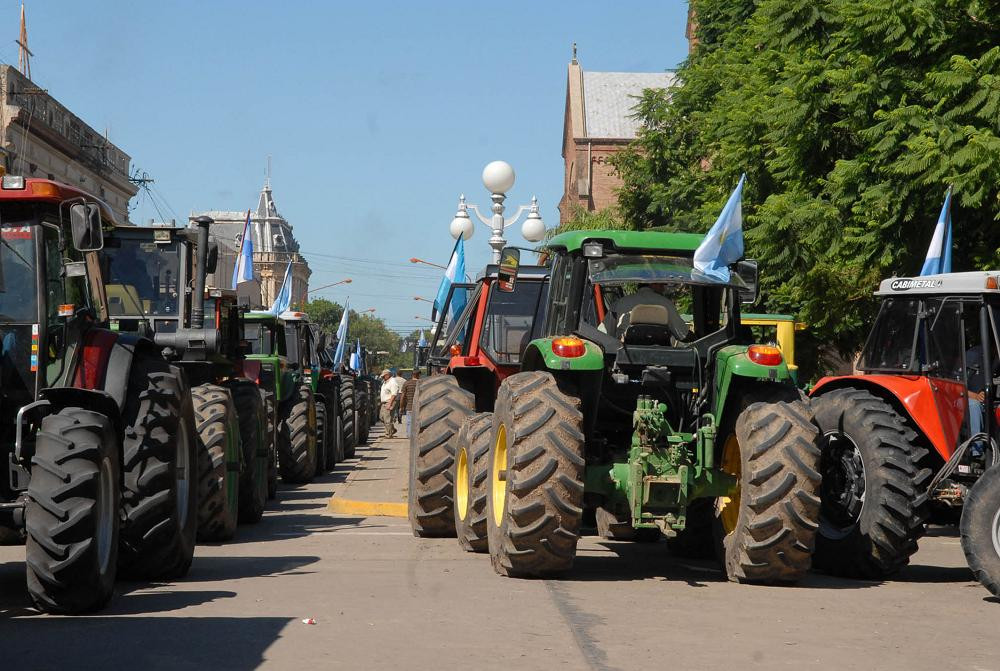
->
[102, 216, 270, 540]
[241, 310, 320, 485]
[477, 231, 822, 582]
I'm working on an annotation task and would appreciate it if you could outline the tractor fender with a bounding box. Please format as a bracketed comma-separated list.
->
[72, 329, 160, 412]
[713, 345, 794, 421]
[522, 337, 604, 372]
[811, 375, 964, 461]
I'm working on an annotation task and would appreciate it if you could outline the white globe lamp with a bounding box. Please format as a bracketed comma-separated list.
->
[450, 209, 474, 241]
[482, 160, 516, 194]
[521, 197, 546, 242]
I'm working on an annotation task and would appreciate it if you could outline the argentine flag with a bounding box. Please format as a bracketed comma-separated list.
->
[269, 262, 293, 315]
[920, 187, 953, 276]
[333, 300, 350, 368]
[231, 209, 254, 288]
[693, 174, 746, 283]
[349, 338, 362, 371]
[433, 238, 467, 320]
[418, 331, 427, 348]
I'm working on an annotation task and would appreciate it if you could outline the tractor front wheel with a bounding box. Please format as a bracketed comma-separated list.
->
[961, 463, 1000, 597]
[278, 385, 318, 484]
[231, 381, 268, 524]
[720, 392, 821, 584]
[487, 372, 585, 577]
[407, 375, 473, 537]
[453, 412, 492, 552]
[812, 388, 930, 578]
[340, 378, 357, 459]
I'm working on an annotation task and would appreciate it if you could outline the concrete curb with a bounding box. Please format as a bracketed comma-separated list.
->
[327, 498, 408, 518]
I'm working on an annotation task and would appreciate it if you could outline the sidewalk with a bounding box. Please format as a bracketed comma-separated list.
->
[327, 421, 409, 517]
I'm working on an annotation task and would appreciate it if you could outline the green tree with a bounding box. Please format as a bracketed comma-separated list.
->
[301, 298, 411, 369]
[615, 0, 1000, 365]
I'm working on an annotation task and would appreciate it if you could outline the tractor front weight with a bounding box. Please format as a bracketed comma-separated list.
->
[590, 396, 735, 536]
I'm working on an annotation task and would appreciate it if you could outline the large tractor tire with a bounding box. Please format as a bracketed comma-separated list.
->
[193, 384, 242, 542]
[231, 381, 267, 524]
[961, 463, 1000, 597]
[407, 375, 473, 537]
[811, 387, 931, 578]
[119, 361, 198, 579]
[263, 390, 278, 500]
[453, 412, 492, 552]
[314, 395, 329, 477]
[487, 372, 585, 577]
[278, 384, 317, 483]
[719, 389, 821, 584]
[357, 382, 371, 445]
[25, 408, 119, 614]
[318, 380, 341, 469]
[340, 378, 357, 459]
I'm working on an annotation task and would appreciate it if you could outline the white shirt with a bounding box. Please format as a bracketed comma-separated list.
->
[380, 376, 402, 403]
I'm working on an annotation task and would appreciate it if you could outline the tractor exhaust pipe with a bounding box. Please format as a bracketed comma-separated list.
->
[190, 215, 213, 330]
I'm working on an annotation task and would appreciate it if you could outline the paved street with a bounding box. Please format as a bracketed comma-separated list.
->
[2, 423, 998, 671]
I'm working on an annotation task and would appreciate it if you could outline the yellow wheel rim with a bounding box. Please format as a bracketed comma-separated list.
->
[491, 424, 508, 528]
[717, 433, 742, 535]
[456, 446, 469, 522]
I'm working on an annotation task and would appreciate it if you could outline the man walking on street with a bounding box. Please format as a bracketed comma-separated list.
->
[379, 369, 400, 438]
[401, 370, 420, 437]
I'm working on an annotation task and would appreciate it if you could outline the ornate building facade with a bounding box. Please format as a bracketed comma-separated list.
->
[198, 178, 311, 308]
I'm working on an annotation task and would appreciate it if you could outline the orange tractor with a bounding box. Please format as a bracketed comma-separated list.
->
[811, 272, 1000, 579]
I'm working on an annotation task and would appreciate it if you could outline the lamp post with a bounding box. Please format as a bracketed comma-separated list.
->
[409, 257, 448, 271]
[413, 296, 433, 304]
[414, 315, 435, 322]
[308, 278, 352, 294]
[449, 161, 546, 264]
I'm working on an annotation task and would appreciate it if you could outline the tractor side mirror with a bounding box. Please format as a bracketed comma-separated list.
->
[205, 239, 219, 274]
[69, 203, 103, 252]
[497, 247, 520, 293]
[736, 259, 759, 304]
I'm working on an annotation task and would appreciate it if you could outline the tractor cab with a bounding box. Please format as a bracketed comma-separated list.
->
[428, 262, 549, 410]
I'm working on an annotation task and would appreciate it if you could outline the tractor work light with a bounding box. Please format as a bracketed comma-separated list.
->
[747, 344, 783, 366]
[583, 242, 604, 258]
[2, 175, 26, 190]
[552, 336, 586, 358]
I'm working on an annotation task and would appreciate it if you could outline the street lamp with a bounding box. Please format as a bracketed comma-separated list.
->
[413, 296, 433, 304]
[308, 278, 352, 294]
[409, 257, 447, 271]
[450, 160, 546, 263]
[414, 315, 435, 322]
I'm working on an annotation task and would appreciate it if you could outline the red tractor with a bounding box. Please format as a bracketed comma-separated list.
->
[811, 272, 1000, 578]
[407, 258, 548, 549]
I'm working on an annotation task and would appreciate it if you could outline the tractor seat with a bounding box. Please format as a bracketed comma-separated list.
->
[621, 305, 674, 347]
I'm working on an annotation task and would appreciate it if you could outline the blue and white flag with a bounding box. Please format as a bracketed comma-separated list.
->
[231, 209, 254, 288]
[433, 238, 467, 320]
[418, 331, 427, 348]
[349, 338, 362, 372]
[920, 186, 953, 276]
[693, 174, 746, 282]
[269, 262, 293, 315]
[333, 300, 350, 368]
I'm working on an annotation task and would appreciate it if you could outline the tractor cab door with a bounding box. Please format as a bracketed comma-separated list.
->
[428, 282, 478, 369]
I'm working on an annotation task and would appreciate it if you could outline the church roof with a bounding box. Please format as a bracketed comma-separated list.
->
[580, 70, 676, 139]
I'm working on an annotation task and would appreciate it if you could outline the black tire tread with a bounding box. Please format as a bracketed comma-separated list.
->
[279, 385, 317, 483]
[231, 381, 267, 524]
[454, 412, 493, 552]
[961, 464, 1000, 597]
[193, 384, 241, 541]
[341, 378, 357, 459]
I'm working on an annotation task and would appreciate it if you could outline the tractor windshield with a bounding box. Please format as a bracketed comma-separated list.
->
[102, 237, 181, 317]
[0, 224, 38, 323]
[859, 297, 964, 377]
[480, 280, 547, 365]
[243, 322, 275, 355]
[588, 254, 747, 289]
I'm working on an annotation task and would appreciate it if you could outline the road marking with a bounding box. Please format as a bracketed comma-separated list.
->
[327, 497, 408, 517]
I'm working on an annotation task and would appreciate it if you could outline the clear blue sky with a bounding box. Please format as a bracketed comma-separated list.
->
[11, 1, 689, 333]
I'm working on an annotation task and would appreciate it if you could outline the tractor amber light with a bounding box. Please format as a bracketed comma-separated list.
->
[748, 344, 783, 366]
[29, 181, 60, 198]
[466, 356, 481, 366]
[552, 337, 586, 358]
[449, 344, 462, 356]
[987, 276, 999, 290]
[57, 304, 75, 317]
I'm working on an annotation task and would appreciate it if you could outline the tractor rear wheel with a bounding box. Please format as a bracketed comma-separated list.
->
[453, 412, 492, 552]
[193, 384, 242, 542]
[961, 463, 1000, 597]
[357, 383, 371, 445]
[314, 396, 329, 477]
[487, 372, 585, 577]
[408, 375, 473, 537]
[279, 384, 317, 483]
[231, 381, 267, 524]
[119, 361, 197, 579]
[26, 408, 118, 614]
[720, 390, 821, 584]
[812, 387, 930, 578]
[341, 378, 357, 459]
[263, 390, 278, 500]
